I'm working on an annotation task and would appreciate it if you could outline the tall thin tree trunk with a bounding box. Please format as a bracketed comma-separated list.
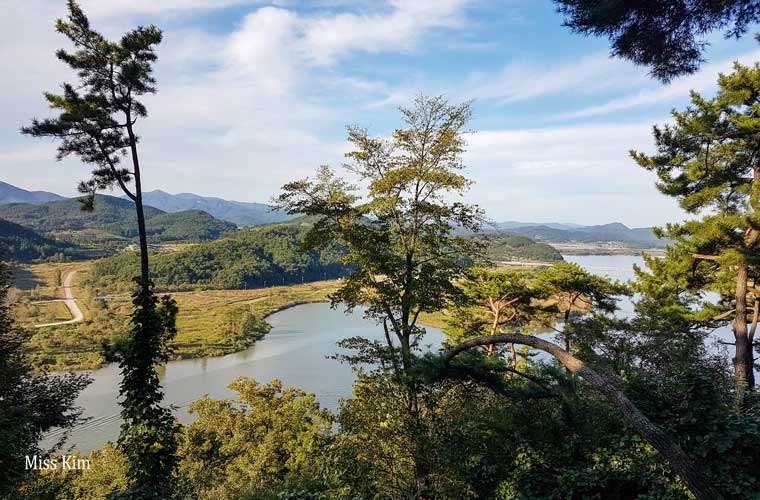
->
[126, 114, 149, 285]
[733, 263, 755, 397]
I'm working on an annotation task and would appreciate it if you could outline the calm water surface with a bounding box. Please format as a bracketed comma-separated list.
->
[47, 254, 740, 452]
[46, 303, 444, 453]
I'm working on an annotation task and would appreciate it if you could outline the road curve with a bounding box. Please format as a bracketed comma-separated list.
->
[35, 271, 84, 328]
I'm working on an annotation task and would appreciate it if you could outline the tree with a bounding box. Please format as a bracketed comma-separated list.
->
[442, 333, 724, 500]
[536, 261, 628, 351]
[0, 262, 89, 497]
[21, 3, 179, 497]
[447, 268, 546, 365]
[21, 0, 158, 284]
[177, 378, 333, 500]
[631, 60, 760, 398]
[276, 95, 483, 378]
[554, 0, 760, 82]
[276, 95, 484, 496]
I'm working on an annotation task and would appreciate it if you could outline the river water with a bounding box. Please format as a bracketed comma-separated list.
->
[45, 254, 738, 453]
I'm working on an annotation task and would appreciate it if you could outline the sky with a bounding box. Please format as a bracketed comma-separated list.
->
[1, 0, 759, 227]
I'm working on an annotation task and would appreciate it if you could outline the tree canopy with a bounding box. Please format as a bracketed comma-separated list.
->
[555, 0, 760, 81]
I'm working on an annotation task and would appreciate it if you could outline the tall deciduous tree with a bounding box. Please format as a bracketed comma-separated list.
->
[276, 95, 483, 378]
[0, 263, 89, 497]
[21, 2, 179, 497]
[276, 95, 483, 497]
[631, 60, 760, 398]
[554, 0, 760, 82]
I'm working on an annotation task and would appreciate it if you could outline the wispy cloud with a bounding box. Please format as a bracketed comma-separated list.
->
[462, 52, 646, 104]
[551, 49, 760, 121]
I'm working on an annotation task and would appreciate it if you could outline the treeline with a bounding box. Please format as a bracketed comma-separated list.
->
[91, 222, 349, 290]
[0, 218, 99, 262]
[480, 232, 563, 262]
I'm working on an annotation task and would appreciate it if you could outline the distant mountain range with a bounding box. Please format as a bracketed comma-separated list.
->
[136, 190, 294, 227]
[494, 222, 665, 248]
[0, 182, 665, 248]
[0, 195, 236, 243]
[0, 180, 64, 205]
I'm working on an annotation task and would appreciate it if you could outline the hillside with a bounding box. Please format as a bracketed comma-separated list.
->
[480, 233, 564, 262]
[0, 195, 236, 243]
[138, 190, 294, 227]
[90, 221, 349, 291]
[0, 218, 95, 262]
[500, 222, 664, 248]
[0, 180, 63, 205]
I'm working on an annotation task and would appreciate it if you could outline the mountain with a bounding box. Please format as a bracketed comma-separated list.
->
[137, 190, 294, 227]
[0, 195, 237, 243]
[499, 222, 664, 248]
[91, 220, 349, 290]
[0, 218, 96, 262]
[493, 221, 585, 231]
[478, 233, 563, 262]
[0, 181, 64, 205]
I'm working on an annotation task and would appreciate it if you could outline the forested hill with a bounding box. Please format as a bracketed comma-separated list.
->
[90, 221, 349, 291]
[0, 195, 236, 243]
[137, 190, 294, 227]
[0, 218, 97, 262]
[496, 222, 664, 248]
[479, 233, 563, 262]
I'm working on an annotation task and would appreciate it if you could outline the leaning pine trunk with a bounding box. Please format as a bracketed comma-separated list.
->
[443, 334, 724, 500]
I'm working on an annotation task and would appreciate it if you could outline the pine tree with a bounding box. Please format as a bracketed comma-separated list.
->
[20, 2, 179, 497]
[631, 58, 760, 398]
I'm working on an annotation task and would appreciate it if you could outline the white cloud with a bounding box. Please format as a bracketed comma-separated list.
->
[462, 122, 683, 226]
[462, 52, 646, 104]
[300, 0, 467, 66]
[552, 49, 760, 121]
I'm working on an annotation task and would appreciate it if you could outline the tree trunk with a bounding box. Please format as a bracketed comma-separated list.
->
[126, 116, 150, 285]
[733, 263, 755, 398]
[443, 334, 724, 500]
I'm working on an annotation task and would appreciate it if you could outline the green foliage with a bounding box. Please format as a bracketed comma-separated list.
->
[0, 196, 236, 244]
[113, 280, 180, 499]
[631, 58, 760, 393]
[555, 0, 760, 82]
[20, 0, 161, 208]
[0, 262, 89, 496]
[537, 261, 629, 318]
[221, 306, 272, 350]
[276, 96, 484, 376]
[0, 218, 97, 262]
[177, 378, 333, 500]
[90, 221, 349, 291]
[333, 371, 691, 500]
[479, 232, 563, 262]
[446, 268, 548, 355]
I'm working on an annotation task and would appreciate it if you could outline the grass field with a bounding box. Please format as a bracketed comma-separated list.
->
[10, 261, 343, 369]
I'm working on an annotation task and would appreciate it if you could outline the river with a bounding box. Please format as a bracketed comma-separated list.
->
[44, 254, 738, 453]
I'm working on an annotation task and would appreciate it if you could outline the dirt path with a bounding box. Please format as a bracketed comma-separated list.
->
[35, 271, 84, 328]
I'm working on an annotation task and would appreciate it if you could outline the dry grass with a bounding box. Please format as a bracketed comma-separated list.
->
[11, 262, 341, 369]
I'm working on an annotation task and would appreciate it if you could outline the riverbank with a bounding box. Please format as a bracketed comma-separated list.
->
[12, 262, 343, 370]
[550, 243, 666, 256]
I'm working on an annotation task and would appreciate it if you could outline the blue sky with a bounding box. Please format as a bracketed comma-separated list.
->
[1, 0, 759, 227]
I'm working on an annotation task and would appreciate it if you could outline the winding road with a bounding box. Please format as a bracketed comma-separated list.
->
[35, 270, 84, 328]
